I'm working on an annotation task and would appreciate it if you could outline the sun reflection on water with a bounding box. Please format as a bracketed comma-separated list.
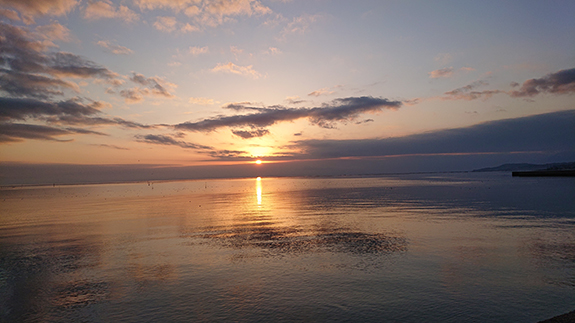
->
[256, 177, 262, 206]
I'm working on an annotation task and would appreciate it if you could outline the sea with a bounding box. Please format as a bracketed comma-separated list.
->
[1, 172, 574, 322]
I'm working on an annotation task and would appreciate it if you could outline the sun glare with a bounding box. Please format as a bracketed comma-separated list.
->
[256, 160, 262, 165]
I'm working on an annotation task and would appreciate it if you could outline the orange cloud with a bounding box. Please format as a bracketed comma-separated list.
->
[211, 62, 262, 79]
[84, 1, 139, 23]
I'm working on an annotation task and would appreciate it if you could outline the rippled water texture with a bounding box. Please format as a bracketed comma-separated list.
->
[1, 173, 574, 322]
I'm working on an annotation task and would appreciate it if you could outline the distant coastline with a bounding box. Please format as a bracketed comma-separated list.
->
[473, 161, 575, 177]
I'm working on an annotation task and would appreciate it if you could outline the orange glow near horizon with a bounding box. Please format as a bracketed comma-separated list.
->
[255, 160, 262, 165]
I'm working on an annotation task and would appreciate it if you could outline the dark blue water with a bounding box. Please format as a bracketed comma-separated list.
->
[1, 173, 574, 322]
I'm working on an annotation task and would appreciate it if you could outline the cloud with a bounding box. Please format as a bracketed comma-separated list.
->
[443, 81, 504, 101]
[134, 0, 192, 12]
[153, 16, 178, 32]
[119, 88, 144, 103]
[181, 23, 199, 33]
[135, 134, 213, 150]
[47, 115, 157, 129]
[293, 110, 575, 160]
[308, 87, 335, 97]
[440, 68, 575, 101]
[230, 45, 243, 59]
[0, 0, 78, 24]
[264, 47, 281, 55]
[189, 97, 215, 105]
[204, 0, 270, 16]
[175, 96, 401, 133]
[0, 8, 20, 21]
[130, 73, 175, 98]
[152, 16, 200, 33]
[0, 97, 157, 132]
[50, 52, 118, 79]
[0, 23, 119, 99]
[509, 68, 575, 97]
[83, 0, 139, 22]
[285, 96, 304, 105]
[0, 97, 100, 121]
[279, 14, 321, 40]
[96, 40, 133, 55]
[429, 67, 454, 78]
[211, 62, 262, 79]
[355, 119, 374, 125]
[189, 46, 209, 55]
[232, 129, 269, 139]
[0, 122, 106, 143]
[91, 143, 130, 150]
[135, 0, 271, 31]
[35, 22, 72, 42]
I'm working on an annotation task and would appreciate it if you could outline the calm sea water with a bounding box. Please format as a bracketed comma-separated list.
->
[1, 173, 574, 322]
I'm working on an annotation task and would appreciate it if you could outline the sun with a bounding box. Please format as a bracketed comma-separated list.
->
[255, 160, 262, 165]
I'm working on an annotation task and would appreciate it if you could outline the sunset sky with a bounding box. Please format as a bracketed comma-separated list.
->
[1, 0, 574, 183]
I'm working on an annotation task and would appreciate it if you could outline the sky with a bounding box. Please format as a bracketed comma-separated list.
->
[1, 0, 574, 184]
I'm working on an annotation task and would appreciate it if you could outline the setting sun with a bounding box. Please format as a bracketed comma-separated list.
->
[255, 160, 262, 165]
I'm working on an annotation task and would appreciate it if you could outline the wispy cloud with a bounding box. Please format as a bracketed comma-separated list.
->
[130, 73, 176, 98]
[429, 67, 454, 79]
[189, 46, 209, 55]
[135, 133, 249, 158]
[135, 134, 213, 150]
[91, 143, 130, 150]
[429, 66, 475, 79]
[0, 122, 107, 143]
[264, 47, 282, 55]
[308, 87, 335, 97]
[189, 97, 215, 105]
[443, 81, 503, 101]
[96, 40, 133, 55]
[232, 129, 269, 139]
[0, 97, 100, 121]
[0, 97, 157, 131]
[441, 68, 575, 101]
[175, 96, 401, 134]
[35, 22, 72, 42]
[279, 13, 321, 40]
[211, 62, 262, 79]
[285, 96, 305, 105]
[83, 1, 139, 23]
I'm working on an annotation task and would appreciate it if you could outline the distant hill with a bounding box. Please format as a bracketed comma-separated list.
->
[472, 161, 575, 172]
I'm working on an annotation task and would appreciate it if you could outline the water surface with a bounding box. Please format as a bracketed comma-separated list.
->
[1, 173, 574, 322]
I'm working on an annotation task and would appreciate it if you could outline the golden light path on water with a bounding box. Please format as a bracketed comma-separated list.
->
[256, 177, 262, 206]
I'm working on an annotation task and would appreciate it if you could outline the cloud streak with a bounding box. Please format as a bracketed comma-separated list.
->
[175, 96, 402, 134]
[96, 40, 134, 55]
[135, 133, 248, 158]
[0, 122, 106, 143]
[211, 62, 262, 79]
